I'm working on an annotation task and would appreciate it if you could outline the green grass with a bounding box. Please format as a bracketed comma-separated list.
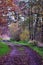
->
[27, 43, 43, 58]
[0, 42, 10, 56]
[11, 40, 43, 58]
[11, 40, 28, 45]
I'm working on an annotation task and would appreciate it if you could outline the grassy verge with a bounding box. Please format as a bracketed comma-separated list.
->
[0, 42, 10, 56]
[11, 40, 28, 45]
[27, 43, 43, 58]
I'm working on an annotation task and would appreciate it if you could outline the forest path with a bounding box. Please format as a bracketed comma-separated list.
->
[0, 42, 42, 65]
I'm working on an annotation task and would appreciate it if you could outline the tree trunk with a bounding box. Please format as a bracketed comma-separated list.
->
[41, 24, 43, 42]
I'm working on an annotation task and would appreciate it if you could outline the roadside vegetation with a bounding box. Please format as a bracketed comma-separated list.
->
[0, 42, 10, 56]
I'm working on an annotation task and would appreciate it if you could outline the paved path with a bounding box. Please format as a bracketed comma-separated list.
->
[0, 42, 42, 65]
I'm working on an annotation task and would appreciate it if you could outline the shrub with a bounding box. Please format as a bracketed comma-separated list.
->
[20, 29, 30, 41]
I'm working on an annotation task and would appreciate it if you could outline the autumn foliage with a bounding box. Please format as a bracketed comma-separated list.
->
[20, 29, 30, 41]
[0, 0, 20, 25]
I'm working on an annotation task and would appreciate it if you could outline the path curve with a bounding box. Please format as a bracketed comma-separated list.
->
[0, 43, 42, 65]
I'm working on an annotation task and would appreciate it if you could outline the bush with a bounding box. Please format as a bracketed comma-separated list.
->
[20, 29, 30, 41]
